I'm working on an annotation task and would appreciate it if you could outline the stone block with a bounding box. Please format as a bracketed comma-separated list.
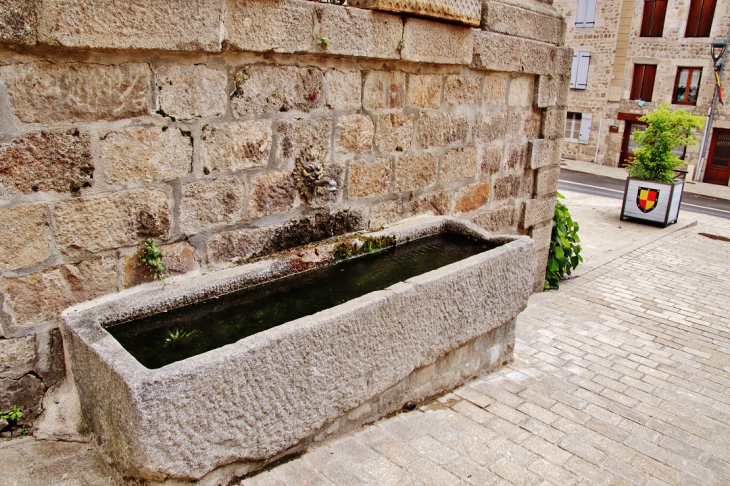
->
[530, 223, 552, 252]
[481, 145, 503, 175]
[0, 203, 50, 271]
[402, 18, 472, 65]
[482, 2, 565, 45]
[348, 0, 481, 26]
[535, 166, 560, 196]
[232, 65, 324, 116]
[555, 47, 574, 76]
[363, 71, 406, 110]
[324, 70, 362, 111]
[396, 153, 437, 192]
[533, 247, 549, 292]
[555, 74, 570, 107]
[0, 62, 152, 123]
[2, 258, 117, 326]
[541, 107, 567, 140]
[444, 74, 481, 106]
[528, 139, 561, 169]
[472, 30, 559, 75]
[276, 117, 333, 166]
[206, 227, 272, 264]
[200, 121, 272, 173]
[155, 64, 228, 120]
[0, 129, 93, 194]
[522, 196, 556, 229]
[375, 113, 414, 153]
[508, 75, 534, 107]
[407, 74, 442, 108]
[521, 107, 542, 138]
[454, 182, 490, 213]
[53, 189, 172, 256]
[100, 126, 192, 183]
[348, 158, 391, 199]
[226, 0, 314, 53]
[37, 0, 222, 51]
[0, 0, 36, 44]
[536, 75, 558, 108]
[0, 374, 43, 422]
[0, 335, 35, 379]
[504, 143, 527, 171]
[180, 177, 248, 234]
[123, 241, 199, 288]
[337, 115, 374, 153]
[417, 112, 469, 148]
[263, 210, 365, 255]
[483, 73, 508, 104]
[368, 200, 402, 229]
[249, 171, 298, 217]
[493, 174, 524, 200]
[408, 190, 453, 216]
[468, 205, 516, 233]
[313, 4, 402, 59]
[441, 147, 477, 183]
[474, 110, 508, 142]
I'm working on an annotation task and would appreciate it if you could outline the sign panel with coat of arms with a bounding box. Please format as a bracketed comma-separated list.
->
[636, 187, 660, 213]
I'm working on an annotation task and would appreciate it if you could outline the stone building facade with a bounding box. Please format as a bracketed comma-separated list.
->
[555, 0, 730, 186]
[0, 0, 568, 442]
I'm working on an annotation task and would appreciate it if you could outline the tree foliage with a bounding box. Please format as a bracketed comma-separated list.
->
[627, 103, 706, 184]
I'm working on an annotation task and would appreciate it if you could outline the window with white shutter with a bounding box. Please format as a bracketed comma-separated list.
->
[570, 52, 591, 90]
[578, 113, 593, 144]
[576, 0, 597, 27]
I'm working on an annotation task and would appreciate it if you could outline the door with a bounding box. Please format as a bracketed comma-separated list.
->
[619, 121, 647, 167]
[705, 129, 730, 186]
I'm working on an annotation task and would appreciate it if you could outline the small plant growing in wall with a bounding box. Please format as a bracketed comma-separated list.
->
[139, 238, 166, 282]
[545, 193, 582, 290]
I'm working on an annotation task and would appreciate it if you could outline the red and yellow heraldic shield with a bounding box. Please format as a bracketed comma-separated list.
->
[636, 187, 660, 213]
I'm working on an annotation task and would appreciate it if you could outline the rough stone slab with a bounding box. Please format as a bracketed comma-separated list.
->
[402, 18, 473, 65]
[454, 182, 490, 213]
[179, 177, 248, 234]
[522, 196, 556, 228]
[0, 129, 93, 194]
[0, 0, 36, 44]
[528, 139, 560, 169]
[314, 4, 402, 59]
[441, 147, 477, 183]
[2, 258, 117, 326]
[529, 222, 552, 253]
[504, 143, 527, 171]
[348, 158, 392, 199]
[508, 75, 534, 107]
[201, 121, 272, 174]
[337, 115, 374, 154]
[417, 112, 469, 148]
[53, 189, 172, 257]
[0, 335, 35, 379]
[375, 113, 414, 153]
[249, 171, 298, 217]
[541, 107, 567, 140]
[348, 0, 481, 27]
[535, 166, 560, 196]
[368, 200, 403, 229]
[37, 0, 222, 51]
[61, 217, 534, 480]
[276, 117, 333, 166]
[396, 153, 438, 192]
[468, 205, 517, 233]
[99, 126, 192, 183]
[0, 62, 152, 123]
[408, 189, 453, 216]
[324, 70, 362, 111]
[226, 0, 315, 53]
[407, 74, 442, 109]
[536, 74, 558, 108]
[206, 227, 272, 265]
[364, 70, 407, 111]
[232, 64, 325, 116]
[493, 173, 526, 200]
[444, 73, 481, 106]
[472, 30, 560, 75]
[155, 64, 228, 120]
[482, 2, 565, 45]
[0, 374, 43, 421]
[474, 110, 509, 142]
[123, 241, 199, 288]
[480, 145, 503, 174]
[0, 203, 50, 271]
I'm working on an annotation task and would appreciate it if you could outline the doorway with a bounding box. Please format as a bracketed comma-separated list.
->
[705, 128, 730, 186]
[619, 121, 647, 167]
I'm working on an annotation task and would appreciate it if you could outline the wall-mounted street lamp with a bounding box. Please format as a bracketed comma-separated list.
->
[711, 38, 727, 70]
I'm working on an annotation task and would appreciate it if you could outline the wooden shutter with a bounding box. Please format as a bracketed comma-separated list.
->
[575, 52, 591, 90]
[641, 0, 667, 37]
[630, 65, 657, 101]
[579, 113, 593, 144]
[686, 0, 717, 37]
[576, 0, 596, 27]
[570, 52, 579, 88]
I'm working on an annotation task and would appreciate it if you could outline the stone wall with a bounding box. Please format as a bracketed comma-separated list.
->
[0, 0, 569, 432]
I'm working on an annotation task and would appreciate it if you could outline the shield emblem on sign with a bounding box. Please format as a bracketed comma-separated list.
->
[636, 187, 659, 213]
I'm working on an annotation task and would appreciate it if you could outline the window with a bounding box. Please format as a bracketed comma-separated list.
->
[565, 112, 593, 144]
[576, 0, 597, 27]
[673, 67, 702, 105]
[686, 0, 716, 37]
[570, 52, 591, 90]
[630, 64, 657, 101]
[640, 0, 667, 37]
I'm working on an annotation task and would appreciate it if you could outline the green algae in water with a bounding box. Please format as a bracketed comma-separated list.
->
[108, 233, 498, 369]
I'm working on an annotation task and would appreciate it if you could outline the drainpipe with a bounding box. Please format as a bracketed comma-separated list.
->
[695, 28, 730, 182]
[594, 113, 604, 163]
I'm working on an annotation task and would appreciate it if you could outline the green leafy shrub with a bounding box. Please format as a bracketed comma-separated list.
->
[139, 238, 166, 282]
[544, 193, 583, 290]
[627, 103, 705, 183]
[1, 405, 22, 423]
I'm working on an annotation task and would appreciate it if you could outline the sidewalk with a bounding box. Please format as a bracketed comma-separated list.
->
[2, 191, 729, 486]
[560, 158, 730, 202]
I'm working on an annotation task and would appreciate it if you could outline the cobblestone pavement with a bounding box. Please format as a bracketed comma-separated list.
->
[241, 199, 730, 486]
